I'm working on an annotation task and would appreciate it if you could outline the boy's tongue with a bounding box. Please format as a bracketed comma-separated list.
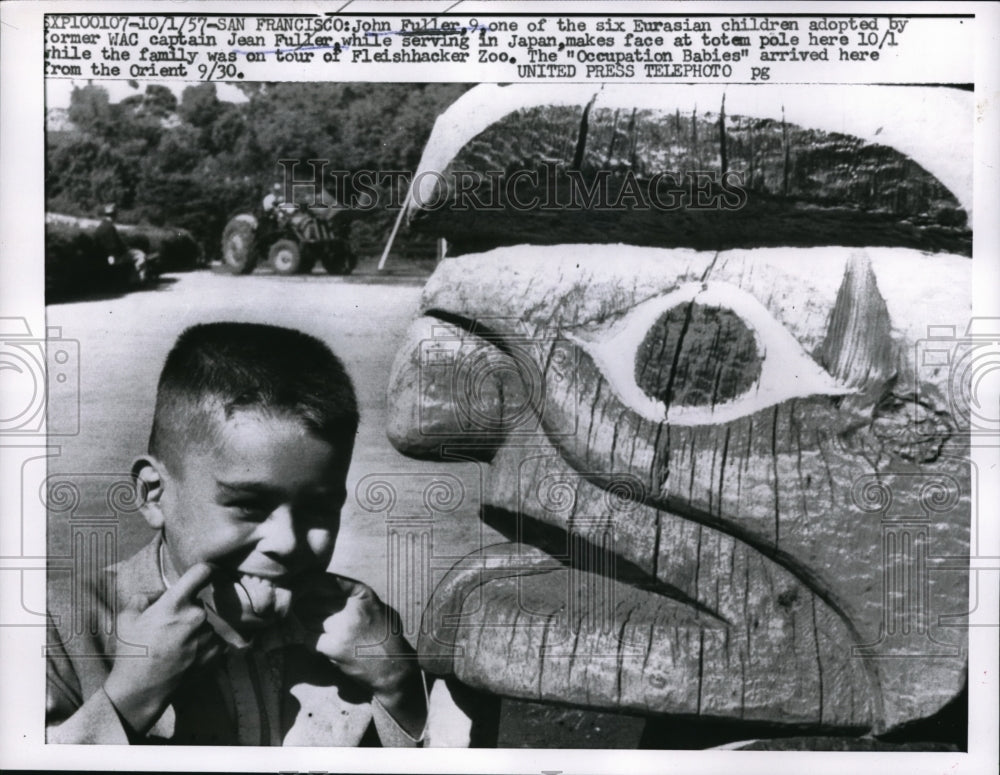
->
[205, 572, 295, 643]
[233, 573, 294, 620]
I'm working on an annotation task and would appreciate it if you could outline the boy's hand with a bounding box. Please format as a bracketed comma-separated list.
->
[103, 563, 222, 735]
[297, 575, 426, 737]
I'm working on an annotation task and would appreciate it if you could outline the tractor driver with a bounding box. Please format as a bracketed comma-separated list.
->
[262, 183, 285, 215]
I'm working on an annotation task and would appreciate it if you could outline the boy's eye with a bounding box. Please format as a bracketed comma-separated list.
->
[295, 495, 343, 524]
[221, 497, 340, 525]
[225, 500, 273, 520]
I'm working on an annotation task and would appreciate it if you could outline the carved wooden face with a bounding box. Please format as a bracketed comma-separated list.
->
[388, 245, 970, 733]
[387, 86, 972, 736]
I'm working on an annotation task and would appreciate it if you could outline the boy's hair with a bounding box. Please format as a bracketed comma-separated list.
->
[149, 322, 359, 472]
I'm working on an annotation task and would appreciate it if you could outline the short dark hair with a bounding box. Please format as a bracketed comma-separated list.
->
[149, 323, 359, 472]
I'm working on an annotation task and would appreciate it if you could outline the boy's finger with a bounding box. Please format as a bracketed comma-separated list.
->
[294, 572, 359, 607]
[294, 598, 349, 630]
[325, 573, 371, 599]
[202, 606, 252, 651]
[124, 593, 156, 612]
[303, 630, 349, 665]
[160, 562, 214, 610]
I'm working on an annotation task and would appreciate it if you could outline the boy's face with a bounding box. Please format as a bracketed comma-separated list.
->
[151, 409, 348, 632]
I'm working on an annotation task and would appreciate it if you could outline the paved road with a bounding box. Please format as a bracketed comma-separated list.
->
[47, 269, 503, 637]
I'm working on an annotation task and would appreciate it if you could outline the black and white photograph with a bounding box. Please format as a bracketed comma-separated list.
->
[1, 2, 998, 773]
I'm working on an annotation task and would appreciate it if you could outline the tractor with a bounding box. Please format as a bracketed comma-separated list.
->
[220, 201, 356, 276]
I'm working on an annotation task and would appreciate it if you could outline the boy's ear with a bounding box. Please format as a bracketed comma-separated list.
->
[132, 456, 167, 530]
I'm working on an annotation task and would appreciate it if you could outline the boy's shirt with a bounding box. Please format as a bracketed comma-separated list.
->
[46, 534, 422, 746]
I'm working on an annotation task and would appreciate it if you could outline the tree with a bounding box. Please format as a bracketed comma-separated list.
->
[49, 82, 473, 260]
[179, 83, 220, 128]
[67, 85, 114, 136]
[143, 84, 178, 118]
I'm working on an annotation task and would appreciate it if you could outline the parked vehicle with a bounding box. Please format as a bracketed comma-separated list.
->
[221, 202, 356, 276]
[45, 214, 164, 301]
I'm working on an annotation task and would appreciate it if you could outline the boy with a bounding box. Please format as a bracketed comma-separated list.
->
[46, 322, 427, 745]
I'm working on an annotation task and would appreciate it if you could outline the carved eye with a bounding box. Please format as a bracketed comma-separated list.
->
[571, 282, 851, 426]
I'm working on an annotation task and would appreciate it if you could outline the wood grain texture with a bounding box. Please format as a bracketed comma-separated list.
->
[389, 247, 970, 733]
[406, 102, 970, 257]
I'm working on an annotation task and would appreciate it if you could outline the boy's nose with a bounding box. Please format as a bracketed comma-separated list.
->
[259, 504, 298, 559]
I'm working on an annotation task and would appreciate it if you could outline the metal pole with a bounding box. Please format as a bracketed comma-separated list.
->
[378, 197, 409, 272]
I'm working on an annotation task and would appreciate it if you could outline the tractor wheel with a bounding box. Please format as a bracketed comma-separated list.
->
[221, 215, 258, 275]
[320, 241, 355, 275]
[298, 244, 319, 275]
[298, 254, 317, 275]
[269, 239, 303, 275]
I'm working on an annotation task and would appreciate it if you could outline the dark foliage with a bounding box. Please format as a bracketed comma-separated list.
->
[47, 82, 470, 260]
